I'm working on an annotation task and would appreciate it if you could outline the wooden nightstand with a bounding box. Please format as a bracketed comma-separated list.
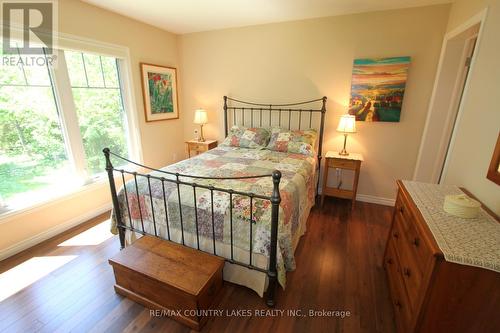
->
[321, 151, 363, 209]
[185, 139, 217, 157]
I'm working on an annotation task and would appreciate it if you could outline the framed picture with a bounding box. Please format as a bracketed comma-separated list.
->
[348, 56, 411, 122]
[140, 63, 179, 122]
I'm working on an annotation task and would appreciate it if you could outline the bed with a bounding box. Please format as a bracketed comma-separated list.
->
[104, 96, 327, 306]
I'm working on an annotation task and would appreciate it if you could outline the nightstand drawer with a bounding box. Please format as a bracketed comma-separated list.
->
[186, 140, 218, 157]
[191, 143, 208, 152]
[327, 158, 358, 170]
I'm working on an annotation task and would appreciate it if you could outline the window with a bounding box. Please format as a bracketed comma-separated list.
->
[65, 51, 130, 176]
[0, 43, 137, 212]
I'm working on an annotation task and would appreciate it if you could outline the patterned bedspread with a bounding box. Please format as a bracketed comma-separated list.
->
[110, 146, 317, 288]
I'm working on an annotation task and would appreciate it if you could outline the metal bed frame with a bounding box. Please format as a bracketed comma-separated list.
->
[103, 96, 327, 307]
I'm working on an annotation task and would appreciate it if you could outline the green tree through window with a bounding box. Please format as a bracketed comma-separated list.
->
[0, 46, 132, 211]
[65, 51, 129, 175]
[0, 45, 70, 205]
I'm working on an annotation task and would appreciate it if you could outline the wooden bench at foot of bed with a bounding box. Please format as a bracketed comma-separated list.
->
[109, 235, 225, 330]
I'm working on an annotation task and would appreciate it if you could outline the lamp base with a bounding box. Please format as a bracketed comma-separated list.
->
[339, 149, 349, 156]
[338, 133, 349, 156]
[198, 125, 205, 142]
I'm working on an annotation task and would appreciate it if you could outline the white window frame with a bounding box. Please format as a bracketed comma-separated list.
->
[56, 32, 143, 178]
[0, 29, 142, 216]
[52, 48, 141, 182]
[50, 49, 88, 181]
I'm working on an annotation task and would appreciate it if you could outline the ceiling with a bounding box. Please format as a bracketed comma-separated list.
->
[81, 0, 452, 34]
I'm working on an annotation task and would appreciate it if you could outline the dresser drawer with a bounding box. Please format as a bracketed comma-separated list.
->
[393, 213, 425, 313]
[395, 192, 413, 223]
[394, 193, 433, 275]
[384, 239, 413, 333]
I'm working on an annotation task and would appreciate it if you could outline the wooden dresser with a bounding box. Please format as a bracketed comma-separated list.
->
[384, 180, 500, 333]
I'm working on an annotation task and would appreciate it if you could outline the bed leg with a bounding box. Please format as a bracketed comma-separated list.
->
[266, 272, 277, 307]
[315, 96, 327, 207]
[103, 148, 125, 251]
[118, 225, 125, 250]
[266, 170, 281, 307]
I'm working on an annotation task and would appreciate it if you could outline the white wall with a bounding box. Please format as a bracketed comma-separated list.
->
[441, 0, 500, 215]
[178, 5, 451, 201]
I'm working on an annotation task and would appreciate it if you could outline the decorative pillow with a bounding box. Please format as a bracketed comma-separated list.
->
[220, 126, 271, 149]
[266, 128, 317, 156]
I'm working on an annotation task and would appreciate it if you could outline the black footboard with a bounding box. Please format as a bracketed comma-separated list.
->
[103, 148, 281, 307]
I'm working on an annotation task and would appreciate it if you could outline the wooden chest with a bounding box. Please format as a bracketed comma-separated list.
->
[109, 235, 224, 330]
[384, 181, 500, 332]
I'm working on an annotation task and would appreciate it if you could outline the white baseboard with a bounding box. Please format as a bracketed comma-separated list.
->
[317, 188, 395, 207]
[356, 194, 395, 206]
[0, 203, 111, 262]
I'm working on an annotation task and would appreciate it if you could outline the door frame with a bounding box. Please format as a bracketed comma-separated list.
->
[412, 8, 488, 183]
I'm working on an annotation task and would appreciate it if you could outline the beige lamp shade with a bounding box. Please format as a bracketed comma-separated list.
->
[336, 114, 356, 133]
[193, 109, 208, 124]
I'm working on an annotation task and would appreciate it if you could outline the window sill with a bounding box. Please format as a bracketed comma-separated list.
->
[0, 163, 140, 223]
[0, 177, 107, 223]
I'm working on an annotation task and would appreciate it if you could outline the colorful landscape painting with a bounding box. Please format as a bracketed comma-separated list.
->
[348, 57, 410, 122]
[140, 63, 178, 122]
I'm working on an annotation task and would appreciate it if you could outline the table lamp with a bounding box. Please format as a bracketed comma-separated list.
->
[193, 109, 208, 142]
[337, 114, 356, 156]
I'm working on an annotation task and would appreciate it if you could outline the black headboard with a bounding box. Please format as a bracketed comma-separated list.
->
[223, 96, 327, 193]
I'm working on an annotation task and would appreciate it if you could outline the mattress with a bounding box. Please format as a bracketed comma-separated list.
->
[110, 146, 317, 296]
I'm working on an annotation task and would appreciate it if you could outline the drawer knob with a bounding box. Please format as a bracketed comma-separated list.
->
[413, 238, 420, 247]
[403, 267, 411, 277]
[393, 231, 399, 239]
[394, 300, 402, 309]
[386, 258, 393, 265]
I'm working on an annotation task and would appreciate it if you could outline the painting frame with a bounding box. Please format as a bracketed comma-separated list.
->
[140, 63, 179, 122]
[348, 56, 411, 122]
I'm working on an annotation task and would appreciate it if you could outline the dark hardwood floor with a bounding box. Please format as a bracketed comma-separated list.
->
[0, 198, 396, 333]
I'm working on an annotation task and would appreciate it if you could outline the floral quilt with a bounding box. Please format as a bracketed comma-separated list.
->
[110, 146, 317, 288]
